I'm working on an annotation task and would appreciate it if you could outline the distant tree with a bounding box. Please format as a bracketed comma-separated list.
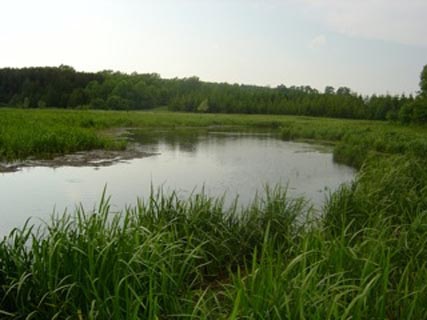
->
[45, 85, 61, 107]
[182, 76, 201, 93]
[133, 80, 155, 109]
[37, 100, 47, 108]
[23, 97, 30, 108]
[68, 88, 87, 108]
[324, 86, 335, 95]
[106, 95, 131, 110]
[59, 64, 76, 72]
[412, 98, 427, 123]
[90, 98, 105, 109]
[85, 81, 103, 101]
[399, 98, 427, 124]
[112, 80, 132, 100]
[420, 65, 427, 97]
[336, 87, 351, 95]
[399, 102, 414, 124]
[0, 65, 423, 121]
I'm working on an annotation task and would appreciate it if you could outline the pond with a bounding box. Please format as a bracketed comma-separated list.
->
[0, 129, 355, 235]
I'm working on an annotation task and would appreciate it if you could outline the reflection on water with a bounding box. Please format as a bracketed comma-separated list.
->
[0, 129, 355, 234]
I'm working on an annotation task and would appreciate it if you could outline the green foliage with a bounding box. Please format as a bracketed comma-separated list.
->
[0, 188, 307, 319]
[2, 156, 427, 318]
[0, 109, 125, 160]
[1, 110, 427, 317]
[368, 94, 408, 120]
[196, 99, 209, 112]
[278, 117, 427, 168]
[0, 66, 416, 120]
[336, 86, 351, 95]
[2, 108, 427, 163]
[399, 98, 427, 124]
[399, 100, 414, 124]
[0, 66, 101, 108]
[420, 64, 427, 96]
[106, 95, 131, 110]
[2, 64, 427, 318]
[324, 85, 335, 94]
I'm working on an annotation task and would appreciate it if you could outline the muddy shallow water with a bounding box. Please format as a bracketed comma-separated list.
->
[0, 129, 356, 235]
[0, 142, 155, 173]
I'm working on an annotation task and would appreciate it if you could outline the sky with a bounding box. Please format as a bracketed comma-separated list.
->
[0, 0, 426, 95]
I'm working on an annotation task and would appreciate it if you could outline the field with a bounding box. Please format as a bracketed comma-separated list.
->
[1, 108, 427, 319]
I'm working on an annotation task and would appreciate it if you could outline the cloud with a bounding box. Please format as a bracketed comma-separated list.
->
[308, 34, 326, 49]
[300, 0, 427, 47]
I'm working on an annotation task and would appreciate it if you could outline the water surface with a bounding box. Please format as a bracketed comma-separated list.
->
[0, 129, 355, 234]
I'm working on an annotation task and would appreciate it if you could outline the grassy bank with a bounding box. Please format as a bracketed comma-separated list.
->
[1, 108, 427, 318]
[0, 108, 284, 161]
[1, 155, 427, 318]
[1, 108, 427, 166]
[279, 117, 427, 168]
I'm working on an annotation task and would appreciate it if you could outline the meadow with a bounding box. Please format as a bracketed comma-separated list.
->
[0, 108, 290, 161]
[1, 108, 427, 319]
[1, 108, 426, 163]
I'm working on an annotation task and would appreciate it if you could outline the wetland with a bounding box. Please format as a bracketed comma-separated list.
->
[0, 128, 354, 234]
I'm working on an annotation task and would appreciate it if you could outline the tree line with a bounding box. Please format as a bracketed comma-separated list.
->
[0, 65, 426, 123]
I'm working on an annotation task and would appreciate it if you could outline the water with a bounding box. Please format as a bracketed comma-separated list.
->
[0, 129, 355, 235]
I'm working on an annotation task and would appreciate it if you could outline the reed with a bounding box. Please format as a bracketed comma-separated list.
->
[2, 108, 427, 318]
[2, 107, 426, 163]
[1, 156, 427, 319]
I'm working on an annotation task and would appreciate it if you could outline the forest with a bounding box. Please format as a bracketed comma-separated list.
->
[1, 65, 426, 123]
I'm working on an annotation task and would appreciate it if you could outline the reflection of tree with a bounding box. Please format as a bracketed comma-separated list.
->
[133, 129, 205, 153]
[132, 129, 278, 155]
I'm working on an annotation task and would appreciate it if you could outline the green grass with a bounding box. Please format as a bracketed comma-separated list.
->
[1, 108, 427, 318]
[0, 108, 284, 161]
[1, 108, 427, 166]
[279, 117, 427, 167]
[0, 188, 308, 319]
[0, 109, 124, 161]
[1, 157, 427, 319]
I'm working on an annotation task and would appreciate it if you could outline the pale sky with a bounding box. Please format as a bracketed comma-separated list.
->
[1, 0, 426, 95]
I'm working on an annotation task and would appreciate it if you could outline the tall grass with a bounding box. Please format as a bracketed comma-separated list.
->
[220, 155, 427, 319]
[2, 107, 427, 163]
[0, 188, 307, 319]
[2, 155, 427, 318]
[0, 110, 124, 161]
[0, 108, 291, 161]
[2, 108, 427, 318]
[280, 118, 427, 167]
